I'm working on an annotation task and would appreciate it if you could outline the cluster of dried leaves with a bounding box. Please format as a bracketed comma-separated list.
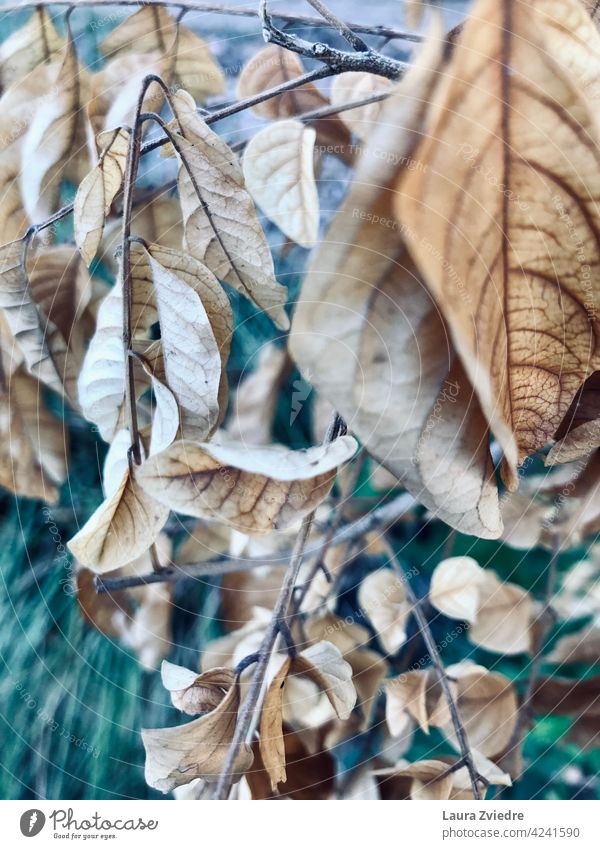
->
[0, 0, 599, 800]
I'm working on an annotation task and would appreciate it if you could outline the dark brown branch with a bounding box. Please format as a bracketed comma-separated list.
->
[1, 1, 422, 43]
[94, 489, 416, 593]
[259, 0, 406, 80]
[384, 543, 483, 800]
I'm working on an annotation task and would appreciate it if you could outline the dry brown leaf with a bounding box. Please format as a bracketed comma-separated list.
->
[243, 120, 319, 248]
[76, 566, 133, 638]
[260, 642, 355, 790]
[0, 8, 63, 91]
[429, 556, 485, 624]
[469, 570, 534, 655]
[330, 72, 394, 140]
[20, 31, 91, 221]
[100, 6, 225, 102]
[247, 725, 335, 800]
[168, 89, 289, 329]
[27, 245, 92, 341]
[142, 673, 252, 792]
[161, 662, 235, 716]
[144, 248, 222, 442]
[358, 568, 411, 654]
[397, 0, 600, 488]
[547, 421, 600, 465]
[67, 430, 169, 573]
[0, 239, 63, 394]
[137, 433, 357, 534]
[74, 128, 129, 267]
[548, 622, 600, 665]
[0, 367, 66, 502]
[386, 670, 450, 737]
[289, 32, 502, 539]
[531, 675, 600, 717]
[441, 661, 518, 758]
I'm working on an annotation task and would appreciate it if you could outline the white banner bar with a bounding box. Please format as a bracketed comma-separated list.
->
[1, 800, 598, 848]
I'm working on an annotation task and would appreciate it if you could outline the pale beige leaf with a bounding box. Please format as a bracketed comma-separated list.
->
[0, 239, 62, 393]
[292, 641, 356, 721]
[161, 662, 236, 716]
[243, 120, 319, 248]
[143, 675, 253, 792]
[442, 661, 518, 758]
[330, 72, 393, 139]
[260, 655, 292, 791]
[78, 279, 125, 441]
[137, 433, 357, 534]
[75, 127, 129, 266]
[169, 89, 289, 329]
[469, 570, 534, 655]
[145, 249, 221, 442]
[27, 245, 92, 340]
[429, 556, 485, 623]
[68, 434, 168, 573]
[397, 0, 600, 487]
[385, 672, 427, 736]
[0, 7, 63, 90]
[20, 33, 91, 220]
[289, 32, 502, 539]
[358, 568, 411, 654]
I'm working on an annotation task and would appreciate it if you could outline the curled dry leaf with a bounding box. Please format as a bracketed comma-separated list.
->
[429, 556, 485, 624]
[67, 430, 169, 573]
[358, 568, 411, 654]
[468, 570, 534, 655]
[74, 128, 129, 267]
[260, 641, 356, 791]
[161, 661, 236, 716]
[385, 670, 450, 736]
[0, 239, 63, 394]
[243, 119, 319, 248]
[20, 31, 91, 221]
[78, 277, 125, 441]
[546, 419, 600, 465]
[100, 5, 225, 103]
[136, 433, 357, 534]
[289, 30, 502, 539]
[441, 662, 518, 758]
[169, 89, 289, 330]
[330, 72, 394, 140]
[0, 7, 63, 90]
[144, 249, 221, 442]
[397, 0, 600, 488]
[0, 367, 66, 502]
[142, 672, 253, 792]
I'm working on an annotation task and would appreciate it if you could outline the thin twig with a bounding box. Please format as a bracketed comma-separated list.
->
[212, 414, 346, 801]
[384, 542, 483, 800]
[305, 0, 369, 52]
[259, 0, 405, 80]
[0, 1, 423, 42]
[94, 490, 415, 593]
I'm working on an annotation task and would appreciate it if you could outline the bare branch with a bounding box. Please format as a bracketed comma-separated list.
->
[259, 0, 406, 80]
[384, 542, 483, 800]
[0, 1, 422, 43]
[305, 0, 370, 52]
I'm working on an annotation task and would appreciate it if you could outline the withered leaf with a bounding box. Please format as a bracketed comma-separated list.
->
[243, 120, 319, 248]
[468, 570, 534, 655]
[67, 430, 168, 573]
[0, 7, 63, 91]
[397, 0, 600, 487]
[169, 89, 289, 329]
[74, 128, 129, 267]
[358, 568, 411, 654]
[0, 239, 63, 394]
[289, 33, 502, 539]
[429, 556, 485, 624]
[330, 72, 393, 140]
[142, 674, 253, 792]
[161, 661, 235, 716]
[137, 433, 357, 534]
